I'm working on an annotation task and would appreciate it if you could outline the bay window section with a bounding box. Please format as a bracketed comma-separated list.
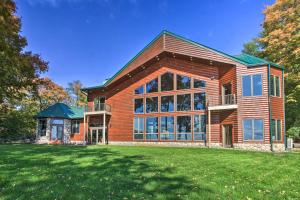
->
[243, 119, 264, 141]
[134, 117, 144, 140]
[71, 120, 80, 134]
[271, 119, 282, 141]
[134, 85, 144, 94]
[194, 79, 206, 88]
[146, 117, 158, 140]
[242, 74, 262, 96]
[38, 119, 47, 136]
[146, 78, 158, 93]
[134, 98, 144, 114]
[160, 116, 174, 140]
[270, 75, 280, 97]
[161, 96, 174, 112]
[194, 92, 206, 110]
[146, 97, 158, 113]
[176, 116, 192, 140]
[161, 72, 174, 91]
[194, 115, 206, 141]
[177, 75, 191, 90]
[177, 94, 191, 111]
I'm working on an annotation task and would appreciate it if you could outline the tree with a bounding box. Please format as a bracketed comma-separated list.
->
[67, 80, 87, 106]
[37, 77, 70, 110]
[242, 0, 300, 133]
[0, 0, 48, 110]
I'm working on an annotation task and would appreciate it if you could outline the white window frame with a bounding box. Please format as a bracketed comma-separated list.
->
[133, 117, 144, 140]
[270, 75, 281, 97]
[242, 74, 263, 97]
[272, 119, 282, 141]
[243, 118, 264, 141]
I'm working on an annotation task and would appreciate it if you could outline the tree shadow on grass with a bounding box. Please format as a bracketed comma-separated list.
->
[0, 145, 213, 200]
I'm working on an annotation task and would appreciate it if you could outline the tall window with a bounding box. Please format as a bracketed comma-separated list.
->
[194, 79, 206, 88]
[146, 117, 158, 140]
[242, 74, 262, 96]
[146, 97, 158, 113]
[272, 119, 282, 141]
[135, 85, 144, 94]
[134, 117, 144, 140]
[243, 119, 264, 141]
[177, 75, 191, 90]
[146, 78, 158, 93]
[160, 116, 174, 140]
[71, 120, 80, 134]
[270, 75, 280, 97]
[161, 96, 174, 112]
[134, 98, 144, 113]
[161, 72, 174, 91]
[194, 92, 206, 110]
[194, 115, 206, 140]
[176, 116, 192, 140]
[38, 119, 47, 136]
[177, 94, 191, 111]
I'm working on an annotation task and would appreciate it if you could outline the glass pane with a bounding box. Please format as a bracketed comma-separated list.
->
[177, 94, 191, 111]
[275, 76, 280, 97]
[160, 134, 175, 140]
[134, 134, 143, 140]
[176, 116, 191, 133]
[146, 97, 158, 113]
[134, 99, 144, 113]
[160, 116, 174, 133]
[161, 72, 174, 91]
[146, 134, 158, 140]
[39, 120, 47, 136]
[139, 118, 144, 134]
[177, 75, 191, 90]
[146, 117, 158, 133]
[243, 120, 253, 140]
[146, 78, 158, 93]
[161, 96, 174, 112]
[194, 115, 206, 133]
[254, 119, 263, 140]
[194, 92, 206, 110]
[194, 79, 206, 88]
[194, 133, 206, 141]
[253, 74, 262, 96]
[51, 126, 57, 140]
[271, 119, 276, 140]
[277, 120, 281, 141]
[52, 119, 64, 125]
[134, 118, 139, 134]
[134, 85, 144, 94]
[177, 134, 192, 141]
[57, 126, 63, 140]
[242, 75, 251, 96]
[270, 75, 275, 96]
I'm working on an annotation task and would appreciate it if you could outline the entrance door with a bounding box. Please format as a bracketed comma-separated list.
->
[222, 83, 232, 105]
[223, 125, 233, 147]
[89, 128, 103, 144]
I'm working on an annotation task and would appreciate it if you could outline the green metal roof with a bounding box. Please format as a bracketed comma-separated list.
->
[36, 103, 84, 119]
[232, 53, 283, 69]
[82, 30, 283, 91]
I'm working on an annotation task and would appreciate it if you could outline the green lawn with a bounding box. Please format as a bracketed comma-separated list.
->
[0, 145, 300, 200]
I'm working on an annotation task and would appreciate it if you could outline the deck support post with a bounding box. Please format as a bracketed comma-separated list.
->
[208, 109, 211, 148]
[83, 114, 86, 143]
[103, 114, 106, 144]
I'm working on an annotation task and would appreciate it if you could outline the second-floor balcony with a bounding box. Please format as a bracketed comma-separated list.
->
[85, 103, 112, 114]
[207, 94, 238, 111]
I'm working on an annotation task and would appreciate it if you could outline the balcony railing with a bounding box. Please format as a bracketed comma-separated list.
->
[85, 103, 111, 113]
[207, 94, 237, 107]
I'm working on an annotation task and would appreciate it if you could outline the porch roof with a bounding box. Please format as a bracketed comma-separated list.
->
[36, 103, 84, 119]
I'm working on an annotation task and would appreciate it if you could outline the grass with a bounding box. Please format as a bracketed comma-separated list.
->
[0, 145, 300, 200]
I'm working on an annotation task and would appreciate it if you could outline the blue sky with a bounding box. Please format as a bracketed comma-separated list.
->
[16, 0, 274, 88]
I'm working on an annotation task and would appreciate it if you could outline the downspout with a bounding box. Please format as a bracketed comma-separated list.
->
[283, 69, 287, 149]
[268, 64, 274, 151]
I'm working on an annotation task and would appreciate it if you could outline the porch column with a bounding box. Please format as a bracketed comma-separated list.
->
[103, 113, 106, 144]
[87, 116, 90, 144]
[208, 109, 211, 148]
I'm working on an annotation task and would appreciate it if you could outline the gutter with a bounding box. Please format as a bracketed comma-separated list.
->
[268, 64, 274, 151]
